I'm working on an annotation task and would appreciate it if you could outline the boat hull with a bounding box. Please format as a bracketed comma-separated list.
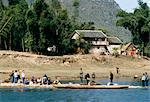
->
[53, 84, 129, 89]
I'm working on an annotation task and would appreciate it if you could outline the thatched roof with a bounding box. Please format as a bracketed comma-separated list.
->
[121, 42, 137, 51]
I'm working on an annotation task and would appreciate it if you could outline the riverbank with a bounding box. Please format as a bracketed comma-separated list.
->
[0, 83, 54, 89]
[0, 51, 150, 82]
[0, 82, 149, 102]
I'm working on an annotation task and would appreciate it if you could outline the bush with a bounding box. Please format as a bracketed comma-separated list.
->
[112, 47, 119, 57]
[144, 46, 150, 57]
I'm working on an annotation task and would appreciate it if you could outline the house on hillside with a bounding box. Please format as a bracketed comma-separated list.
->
[71, 30, 123, 54]
[121, 42, 138, 57]
[107, 37, 123, 54]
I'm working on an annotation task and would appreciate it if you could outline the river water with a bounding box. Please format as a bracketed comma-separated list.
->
[0, 79, 150, 102]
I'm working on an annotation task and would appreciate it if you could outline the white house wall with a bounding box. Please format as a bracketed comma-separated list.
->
[107, 45, 121, 54]
[72, 33, 79, 39]
[89, 46, 106, 54]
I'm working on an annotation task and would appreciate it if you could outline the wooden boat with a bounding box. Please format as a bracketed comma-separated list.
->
[53, 84, 129, 89]
[0, 83, 129, 89]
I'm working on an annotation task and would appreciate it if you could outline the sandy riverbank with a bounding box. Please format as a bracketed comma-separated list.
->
[0, 51, 150, 82]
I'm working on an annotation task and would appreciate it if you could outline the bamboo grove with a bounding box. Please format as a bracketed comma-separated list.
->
[0, 0, 94, 55]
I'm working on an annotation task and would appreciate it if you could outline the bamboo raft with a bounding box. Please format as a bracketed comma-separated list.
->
[53, 84, 129, 89]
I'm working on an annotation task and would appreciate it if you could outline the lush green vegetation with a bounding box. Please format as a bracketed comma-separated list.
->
[116, 0, 150, 56]
[0, 0, 94, 55]
[1, 0, 150, 57]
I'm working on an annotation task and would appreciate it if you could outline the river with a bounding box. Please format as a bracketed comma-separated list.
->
[0, 79, 149, 102]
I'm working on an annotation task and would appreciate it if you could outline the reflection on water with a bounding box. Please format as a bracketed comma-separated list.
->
[0, 79, 150, 102]
[0, 88, 53, 92]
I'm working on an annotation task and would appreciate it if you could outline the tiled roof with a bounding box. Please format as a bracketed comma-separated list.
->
[75, 30, 107, 38]
[107, 37, 123, 44]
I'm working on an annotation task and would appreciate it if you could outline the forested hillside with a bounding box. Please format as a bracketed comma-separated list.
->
[0, 0, 149, 56]
[42, 0, 132, 42]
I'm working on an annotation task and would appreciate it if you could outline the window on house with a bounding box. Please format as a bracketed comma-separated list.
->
[101, 38, 105, 41]
[95, 38, 98, 41]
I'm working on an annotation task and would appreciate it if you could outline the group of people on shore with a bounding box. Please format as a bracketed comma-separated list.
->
[29, 74, 53, 85]
[8, 69, 149, 87]
[79, 68, 96, 85]
[10, 70, 25, 84]
[9, 70, 60, 85]
[141, 72, 149, 86]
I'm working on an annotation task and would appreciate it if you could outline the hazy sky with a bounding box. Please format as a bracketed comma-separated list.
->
[2, 0, 150, 12]
[115, 0, 150, 12]
[114, 0, 139, 12]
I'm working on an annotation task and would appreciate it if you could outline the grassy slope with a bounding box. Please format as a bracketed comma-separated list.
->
[0, 51, 149, 81]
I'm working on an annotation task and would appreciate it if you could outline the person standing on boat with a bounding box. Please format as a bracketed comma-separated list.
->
[110, 72, 113, 83]
[92, 72, 96, 82]
[79, 68, 84, 84]
[145, 72, 149, 86]
[141, 73, 146, 86]
[85, 73, 90, 85]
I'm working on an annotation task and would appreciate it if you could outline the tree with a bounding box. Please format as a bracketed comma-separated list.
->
[116, 0, 150, 55]
[0, 0, 95, 55]
[0, 0, 14, 50]
[7, 0, 28, 50]
[0, 0, 29, 50]
[0, 0, 6, 49]
[25, 0, 53, 53]
[8, 0, 19, 5]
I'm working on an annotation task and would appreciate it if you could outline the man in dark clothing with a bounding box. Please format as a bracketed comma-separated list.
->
[145, 72, 149, 86]
[110, 72, 113, 83]
[10, 71, 14, 83]
[85, 73, 90, 85]
[116, 67, 119, 74]
[42, 74, 48, 84]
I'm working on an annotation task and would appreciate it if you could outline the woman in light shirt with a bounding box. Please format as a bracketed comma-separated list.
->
[21, 70, 25, 84]
[13, 70, 18, 83]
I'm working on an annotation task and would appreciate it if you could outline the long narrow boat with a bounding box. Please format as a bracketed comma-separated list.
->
[53, 84, 129, 89]
[0, 83, 129, 89]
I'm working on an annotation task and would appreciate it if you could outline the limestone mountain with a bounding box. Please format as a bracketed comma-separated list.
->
[59, 0, 131, 42]
[22, 0, 132, 42]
